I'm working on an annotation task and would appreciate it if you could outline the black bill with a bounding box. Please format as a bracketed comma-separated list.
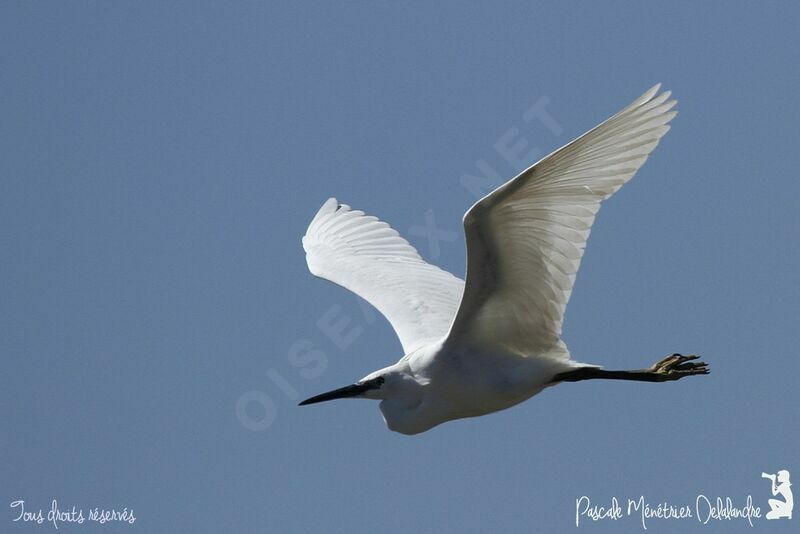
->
[298, 376, 384, 406]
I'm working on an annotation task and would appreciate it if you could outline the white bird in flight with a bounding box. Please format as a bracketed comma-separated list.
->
[299, 84, 708, 435]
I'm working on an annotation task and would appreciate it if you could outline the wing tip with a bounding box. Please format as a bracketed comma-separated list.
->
[309, 196, 344, 225]
[321, 197, 340, 213]
[303, 197, 339, 248]
[644, 82, 677, 106]
[632, 83, 662, 107]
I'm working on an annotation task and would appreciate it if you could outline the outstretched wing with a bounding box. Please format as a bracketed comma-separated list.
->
[303, 198, 465, 354]
[448, 84, 677, 357]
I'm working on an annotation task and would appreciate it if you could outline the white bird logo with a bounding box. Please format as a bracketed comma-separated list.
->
[299, 84, 709, 435]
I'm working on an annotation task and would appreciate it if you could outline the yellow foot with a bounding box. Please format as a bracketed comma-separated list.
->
[648, 353, 709, 381]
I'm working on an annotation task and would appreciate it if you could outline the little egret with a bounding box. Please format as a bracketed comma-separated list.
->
[299, 84, 708, 435]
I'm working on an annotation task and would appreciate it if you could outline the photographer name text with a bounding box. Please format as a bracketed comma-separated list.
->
[576, 494, 761, 529]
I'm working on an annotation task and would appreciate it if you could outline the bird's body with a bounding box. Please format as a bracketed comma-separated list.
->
[299, 84, 708, 434]
[373, 340, 578, 434]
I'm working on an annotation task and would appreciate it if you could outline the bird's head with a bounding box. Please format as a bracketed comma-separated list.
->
[299, 364, 436, 434]
[298, 366, 415, 406]
[300, 362, 420, 406]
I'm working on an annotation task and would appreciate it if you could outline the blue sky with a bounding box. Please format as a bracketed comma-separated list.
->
[2, 2, 798, 533]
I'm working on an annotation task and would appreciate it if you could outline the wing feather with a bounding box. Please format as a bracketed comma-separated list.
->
[303, 198, 464, 354]
[448, 84, 677, 357]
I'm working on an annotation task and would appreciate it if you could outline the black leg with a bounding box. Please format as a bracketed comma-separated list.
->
[554, 354, 709, 384]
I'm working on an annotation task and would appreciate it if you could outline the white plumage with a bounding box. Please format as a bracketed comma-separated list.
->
[299, 85, 707, 435]
[303, 199, 464, 354]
